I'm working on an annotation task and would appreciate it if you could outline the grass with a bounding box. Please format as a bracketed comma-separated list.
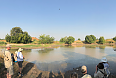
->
[76, 42, 82, 43]
[16, 45, 43, 48]
[0, 41, 7, 44]
[12, 44, 57, 48]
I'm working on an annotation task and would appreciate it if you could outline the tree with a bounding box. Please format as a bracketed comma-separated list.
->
[5, 27, 32, 44]
[10, 36, 16, 43]
[85, 35, 96, 44]
[39, 34, 46, 44]
[60, 36, 67, 43]
[78, 38, 81, 40]
[39, 34, 54, 44]
[99, 36, 105, 44]
[65, 36, 75, 45]
[10, 27, 23, 36]
[90, 35, 96, 42]
[5, 34, 11, 42]
[113, 36, 116, 41]
[85, 35, 93, 44]
[22, 32, 32, 44]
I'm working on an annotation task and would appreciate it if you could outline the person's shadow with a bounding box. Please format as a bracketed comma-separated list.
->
[36, 72, 42, 78]
[56, 71, 63, 78]
[49, 71, 63, 78]
[22, 63, 34, 75]
[49, 71, 56, 78]
[13, 62, 34, 78]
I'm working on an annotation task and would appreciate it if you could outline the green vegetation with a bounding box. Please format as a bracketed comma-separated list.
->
[0, 39, 5, 40]
[85, 35, 96, 44]
[84, 45, 106, 48]
[99, 36, 105, 44]
[2, 27, 116, 45]
[17, 45, 40, 47]
[38, 34, 55, 44]
[99, 46, 105, 49]
[113, 36, 116, 41]
[10, 27, 23, 36]
[60, 36, 67, 43]
[9, 44, 60, 48]
[0, 41, 7, 44]
[65, 36, 75, 45]
[106, 41, 114, 43]
[76, 42, 82, 43]
[32, 39, 39, 44]
[78, 38, 81, 40]
[5, 27, 32, 44]
[60, 36, 75, 45]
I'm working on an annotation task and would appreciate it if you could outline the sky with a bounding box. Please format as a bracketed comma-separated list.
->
[0, 0, 116, 41]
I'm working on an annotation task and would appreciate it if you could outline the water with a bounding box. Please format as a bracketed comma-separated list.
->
[0, 46, 116, 75]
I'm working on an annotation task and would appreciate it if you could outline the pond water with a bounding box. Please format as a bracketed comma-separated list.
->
[0, 45, 116, 75]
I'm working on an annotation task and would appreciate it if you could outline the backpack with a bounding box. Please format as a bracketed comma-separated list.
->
[11, 53, 15, 62]
[99, 69, 107, 78]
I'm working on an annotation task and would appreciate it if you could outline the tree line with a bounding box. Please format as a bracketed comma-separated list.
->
[5, 27, 116, 44]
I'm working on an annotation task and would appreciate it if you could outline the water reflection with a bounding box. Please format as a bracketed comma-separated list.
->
[38, 48, 54, 53]
[113, 46, 116, 51]
[62, 45, 75, 48]
[85, 45, 96, 48]
[99, 46, 106, 49]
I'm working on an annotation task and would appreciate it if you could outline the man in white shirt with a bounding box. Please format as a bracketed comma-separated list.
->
[17, 48, 24, 76]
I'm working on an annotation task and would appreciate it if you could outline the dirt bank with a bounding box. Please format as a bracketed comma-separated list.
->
[0, 56, 116, 78]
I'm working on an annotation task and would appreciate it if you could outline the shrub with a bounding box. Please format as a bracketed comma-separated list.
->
[0, 41, 7, 44]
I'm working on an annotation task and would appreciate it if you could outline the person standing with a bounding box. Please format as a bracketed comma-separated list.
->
[81, 65, 92, 78]
[4, 44, 13, 78]
[17, 48, 24, 76]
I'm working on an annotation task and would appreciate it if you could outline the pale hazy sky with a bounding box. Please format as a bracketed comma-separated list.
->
[0, 0, 116, 41]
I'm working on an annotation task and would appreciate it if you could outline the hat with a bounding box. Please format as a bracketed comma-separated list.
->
[6, 44, 11, 47]
[81, 65, 87, 72]
[15, 51, 18, 54]
[18, 48, 23, 52]
[101, 57, 107, 62]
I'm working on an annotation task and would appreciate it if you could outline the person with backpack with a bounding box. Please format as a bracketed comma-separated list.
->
[81, 65, 92, 78]
[4, 44, 14, 78]
[94, 63, 107, 78]
[17, 48, 24, 76]
[101, 57, 110, 77]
